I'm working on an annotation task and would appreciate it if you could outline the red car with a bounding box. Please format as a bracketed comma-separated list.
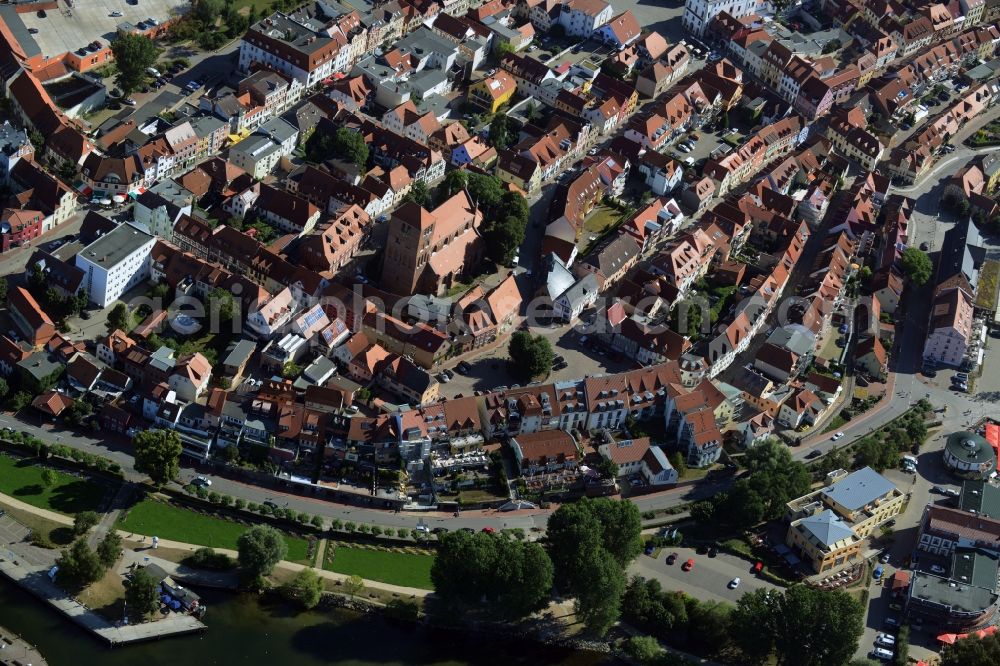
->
[482, 527, 495, 534]
[682, 558, 695, 572]
[753, 561, 764, 574]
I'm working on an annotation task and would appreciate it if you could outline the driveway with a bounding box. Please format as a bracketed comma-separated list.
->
[629, 546, 780, 604]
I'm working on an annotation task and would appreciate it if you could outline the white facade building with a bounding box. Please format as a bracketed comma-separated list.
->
[75, 223, 156, 307]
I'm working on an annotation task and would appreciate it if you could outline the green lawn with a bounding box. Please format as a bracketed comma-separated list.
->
[119, 500, 309, 562]
[583, 205, 620, 233]
[324, 544, 434, 589]
[0, 455, 106, 515]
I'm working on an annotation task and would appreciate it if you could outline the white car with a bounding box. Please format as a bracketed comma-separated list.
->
[930, 564, 946, 575]
[831, 432, 845, 441]
[110, 10, 123, 16]
[677, 144, 692, 153]
[728, 577, 741, 589]
[875, 633, 896, 646]
[193, 476, 212, 487]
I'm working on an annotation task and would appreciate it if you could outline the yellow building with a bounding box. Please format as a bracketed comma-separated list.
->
[785, 466, 906, 573]
[468, 71, 516, 114]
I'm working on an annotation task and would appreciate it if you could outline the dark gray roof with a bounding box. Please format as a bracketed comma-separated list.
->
[0, 6, 41, 59]
[959, 480, 1000, 519]
[946, 431, 997, 467]
[951, 548, 999, 591]
[910, 568, 998, 613]
[222, 339, 256, 368]
[938, 215, 985, 290]
[77, 223, 154, 269]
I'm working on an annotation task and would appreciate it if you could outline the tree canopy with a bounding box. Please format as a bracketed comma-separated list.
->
[132, 429, 183, 486]
[282, 568, 325, 610]
[546, 498, 642, 635]
[107, 303, 133, 333]
[488, 112, 515, 150]
[508, 331, 554, 381]
[432, 531, 553, 619]
[731, 586, 864, 666]
[55, 540, 105, 590]
[125, 567, 161, 622]
[694, 439, 811, 530]
[237, 525, 288, 581]
[941, 632, 1000, 666]
[305, 127, 369, 167]
[900, 247, 933, 285]
[111, 34, 159, 97]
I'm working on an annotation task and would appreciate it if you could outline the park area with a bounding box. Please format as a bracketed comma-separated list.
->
[0, 454, 106, 515]
[119, 499, 311, 563]
[323, 543, 434, 589]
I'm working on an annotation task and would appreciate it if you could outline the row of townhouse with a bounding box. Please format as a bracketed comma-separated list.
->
[702, 115, 806, 198]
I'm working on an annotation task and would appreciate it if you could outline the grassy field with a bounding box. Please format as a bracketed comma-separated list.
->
[324, 544, 434, 589]
[0, 455, 106, 515]
[583, 205, 620, 234]
[119, 500, 310, 563]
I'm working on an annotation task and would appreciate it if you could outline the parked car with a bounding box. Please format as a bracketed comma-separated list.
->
[831, 432, 845, 441]
[884, 617, 900, 628]
[728, 577, 741, 589]
[752, 561, 763, 573]
[193, 476, 212, 487]
[707, 546, 718, 558]
[456, 361, 472, 374]
[876, 633, 896, 646]
[806, 450, 822, 459]
[682, 558, 694, 571]
[930, 564, 946, 574]
[870, 647, 894, 661]
[666, 552, 678, 565]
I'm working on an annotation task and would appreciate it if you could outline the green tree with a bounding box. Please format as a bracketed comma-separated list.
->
[892, 625, 909, 666]
[731, 587, 864, 666]
[281, 361, 302, 379]
[488, 112, 514, 150]
[941, 632, 1000, 666]
[237, 525, 288, 582]
[40, 468, 57, 488]
[55, 540, 105, 589]
[466, 172, 504, 211]
[546, 498, 641, 635]
[623, 635, 663, 663]
[97, 530, 123, 568]
[107, 302, 133, 333]
[73, 510, 99, 536]
[343, 574, 364, 596]
[403, 180, 432, 207]
[282, 568, 324, 609]
[10, 391, 31, 411]
[28, 129, 44, 151]
[575, 549, 625, 635]
[132, 429, 183, 486]
[432, 530, 553, 619]
[596, 457, 618, 479]
[440, 169, 468, 198]
[110, 33, 159, 97]
[668, 451, 687, 478]
[58, 160, 77, 182]
[208, 288, 236, 323]
[900, 247, 933, 286]
[483, 214, 526, 265]
[508, 331, 554, 381]
[125, 567, 161, 622]
[305, 127, 369, 167]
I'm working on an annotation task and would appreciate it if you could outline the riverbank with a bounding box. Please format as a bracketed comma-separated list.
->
[0, 576, 612, 666]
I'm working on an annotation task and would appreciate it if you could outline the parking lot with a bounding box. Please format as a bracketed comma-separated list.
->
[18, 0, 185, 58]
[630, 545, 783, 604]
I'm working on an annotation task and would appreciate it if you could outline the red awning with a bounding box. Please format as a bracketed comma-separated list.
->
[937, 633, 958, 645]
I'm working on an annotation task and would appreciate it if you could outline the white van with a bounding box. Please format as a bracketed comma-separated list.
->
[146, 66, 161, 78]
[870, 647, 894, 661]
